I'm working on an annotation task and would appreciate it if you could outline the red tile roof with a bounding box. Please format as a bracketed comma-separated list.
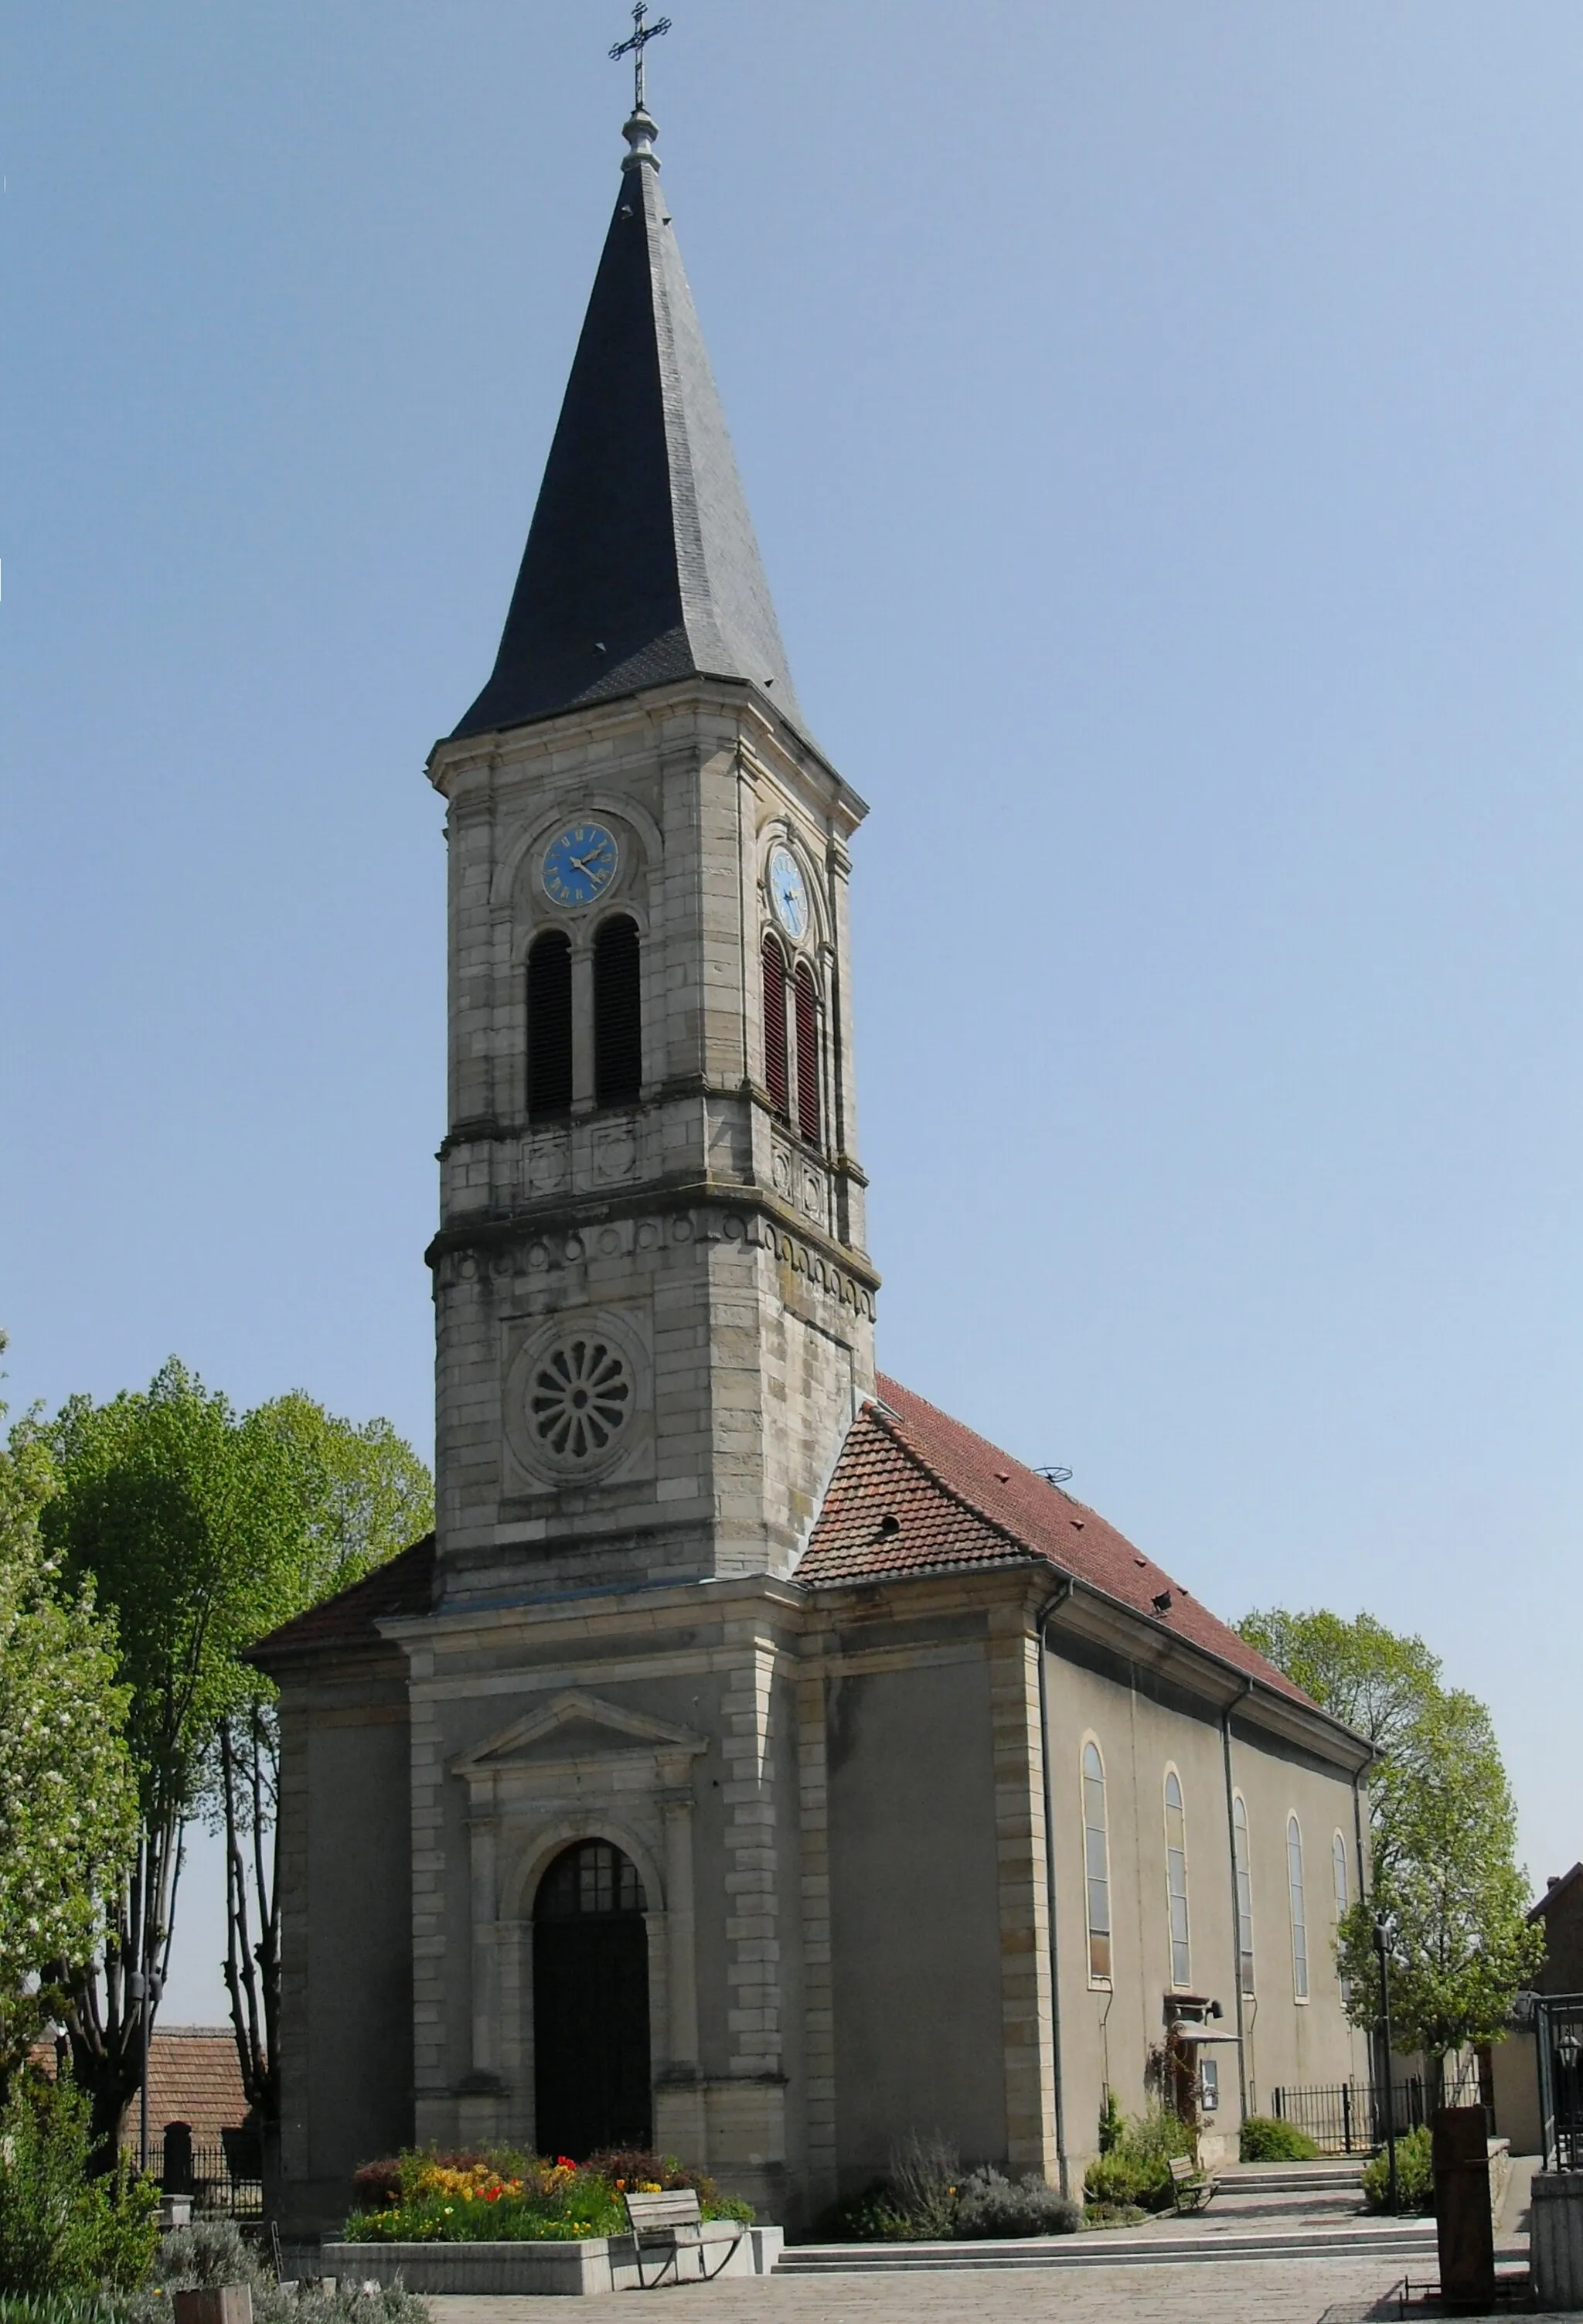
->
[141, 2025, 250, 2143]
[247, 1533, 436, 1662]
[247, 1397, 1307, 1714]
[30, 2026, 250, 2145]
[799, 1375, 1311, 1706]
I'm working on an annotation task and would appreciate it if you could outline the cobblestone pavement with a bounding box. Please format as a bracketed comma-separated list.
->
[428, 2255, 1409, 2324]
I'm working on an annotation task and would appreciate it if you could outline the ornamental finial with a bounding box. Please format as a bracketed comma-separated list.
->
[610, 2, 672, 118]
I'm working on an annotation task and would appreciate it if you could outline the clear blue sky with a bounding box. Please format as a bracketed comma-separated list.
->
[5, 3, 1581, 2022]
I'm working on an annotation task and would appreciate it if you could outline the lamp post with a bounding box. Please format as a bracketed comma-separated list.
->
[1559, 2028, 1581, 2170]
[1374, 1913, 1399, 2213]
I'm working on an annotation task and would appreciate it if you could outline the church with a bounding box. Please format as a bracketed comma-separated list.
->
[254, 80, 1373, 2237]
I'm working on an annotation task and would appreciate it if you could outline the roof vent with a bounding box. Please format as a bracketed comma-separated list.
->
[1152, 1590, 1173, 1615]
[878, 1513, 900, 1538]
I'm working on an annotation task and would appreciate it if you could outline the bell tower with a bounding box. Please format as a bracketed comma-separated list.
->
[427, 100, 877, 1606]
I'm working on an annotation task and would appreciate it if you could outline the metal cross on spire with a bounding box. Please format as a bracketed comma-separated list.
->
[610, 1, 672, 114]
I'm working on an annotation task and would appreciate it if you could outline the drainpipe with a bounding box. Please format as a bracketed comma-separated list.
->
[1351, 1763, 1369, 1900]
[1351, 1761, 1371, 2103]
[1037, 1579, 1074, 2195]
[1221, 1678, 1254, 2123]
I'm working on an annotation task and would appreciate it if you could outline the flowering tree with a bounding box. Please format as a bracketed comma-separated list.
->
[33, 1362, 305, 2148]
[29, 1360, 431, 2150]
[0, 1355, 138, 2091]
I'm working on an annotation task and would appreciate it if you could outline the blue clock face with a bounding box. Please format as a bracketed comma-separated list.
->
[543, 821, 619, 908]
[768, 844, 809, 941]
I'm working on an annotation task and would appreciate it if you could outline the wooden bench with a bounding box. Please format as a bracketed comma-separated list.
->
[1168, 2154, 1217, 2213]
[621, 2188, 746, 2288]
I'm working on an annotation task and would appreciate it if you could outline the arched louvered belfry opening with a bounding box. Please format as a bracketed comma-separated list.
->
[794, 961, 821, 1146]
[526, 930, 573, 1119]
[762, 935, 791, 1123]
[533, 1838, 652, 2159]
[593, 915, 642, 1107]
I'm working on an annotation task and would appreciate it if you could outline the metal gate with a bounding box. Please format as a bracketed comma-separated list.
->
[1535, 1993, 1583, 2171]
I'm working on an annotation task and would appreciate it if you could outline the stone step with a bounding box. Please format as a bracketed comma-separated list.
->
[777, 2222, 1438, 2273]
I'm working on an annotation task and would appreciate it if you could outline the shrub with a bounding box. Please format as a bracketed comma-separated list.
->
[1361, 2125, 1435, 2215]
[809, 2146, 1079, 2244]
[885, 2134, 960, 2241]
[0, 2301, 126, 2324]
[0, 2072, 159, 2295]
[1081, 2104, 1195, 2216]
[952, 2168, 1081, 2239]
[810, 2182, 917, 2242]
[1239, 2115, 1320, 2162]
[140, 2219, 430, 2324]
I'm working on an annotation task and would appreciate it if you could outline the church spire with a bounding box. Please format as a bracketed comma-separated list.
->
[452, 94, 805, 741]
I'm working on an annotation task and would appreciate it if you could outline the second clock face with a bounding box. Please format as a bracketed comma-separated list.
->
[543, 821, 619, 908]
[768, 843, 809, 940]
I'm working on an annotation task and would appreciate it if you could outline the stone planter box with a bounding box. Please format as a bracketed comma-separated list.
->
[322, 2222, 781, 2297]
[1532, 2172, 1583, 2312]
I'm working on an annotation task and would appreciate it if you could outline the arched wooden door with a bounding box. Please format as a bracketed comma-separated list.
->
[533, 1839, 652, 2159]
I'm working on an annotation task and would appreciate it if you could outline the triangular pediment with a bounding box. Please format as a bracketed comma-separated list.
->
[450, 1688, 706, 1779]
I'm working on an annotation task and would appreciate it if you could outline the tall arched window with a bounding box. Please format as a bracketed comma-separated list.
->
[1164, 1770, 1191, 1988]
[794, 962, 821, 1146]
[1333, 1831, 1351, 2002]
[1232, 1793, 1255, 1999]
[1287, 1815, 1309, 1999]
[762, 936, 790, 1123]
[593, 915, 642, 1106]
[527, 929, 573, 1119]
[1082, 1741, 1112, 1983]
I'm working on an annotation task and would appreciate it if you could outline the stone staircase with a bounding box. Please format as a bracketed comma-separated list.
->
[777, 2156, 1441, 2274]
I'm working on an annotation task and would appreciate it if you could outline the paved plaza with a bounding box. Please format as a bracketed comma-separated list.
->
[429, 2257, 1418, 2324]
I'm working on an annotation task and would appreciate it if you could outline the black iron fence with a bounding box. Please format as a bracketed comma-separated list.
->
[162, 2126, 264, 2220]
[1532, 1992, 1583, 2171]
[1267, 2061, 1483, 2155]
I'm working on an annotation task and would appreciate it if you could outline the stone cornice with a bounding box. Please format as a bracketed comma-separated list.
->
[426, 1179, 881, 1300]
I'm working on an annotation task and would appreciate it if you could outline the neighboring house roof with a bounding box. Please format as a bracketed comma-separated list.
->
[29, 2027, 249, 2146]
[141, 2026, 250, 2144]
[1532, 1863, 1583, 1923]
[247, 1533, 436, 1661]
[799, 1375, 1313, 1707]
[450, 109, 805, 745]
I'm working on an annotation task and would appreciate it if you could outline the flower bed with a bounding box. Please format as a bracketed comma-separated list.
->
[342, 2149, 751, 2246]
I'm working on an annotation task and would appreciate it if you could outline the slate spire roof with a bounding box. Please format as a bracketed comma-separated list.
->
[452, 108, 805, 742]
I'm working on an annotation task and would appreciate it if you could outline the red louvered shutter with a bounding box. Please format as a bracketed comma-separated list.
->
[794, 963, 821, 1146]
[762, 937, 790, 1122]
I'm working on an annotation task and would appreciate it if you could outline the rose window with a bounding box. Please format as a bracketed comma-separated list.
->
[529, 1337, 632, 1460]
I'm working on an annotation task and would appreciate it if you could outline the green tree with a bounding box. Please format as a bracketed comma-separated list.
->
[211, 1393, 432, 2127]
[34, 1361, 305, 2148]
[1239, 1607, 1542, 2079]
[1235, 1608, 1443, 1764]
[0, 1366, 138, 2089]
[1336, 1688, 1542, 2064]
[32, 1361, 433, 2151]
